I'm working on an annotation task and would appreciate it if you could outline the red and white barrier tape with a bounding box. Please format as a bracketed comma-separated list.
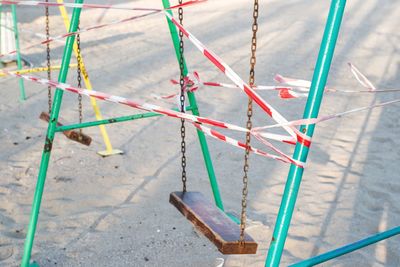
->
[0, 0, 203, 58]
[254, 66, 400, 131]
[0, 0, 206, 12]
[0, 11, 158, 58]
[348, 63, 376, 91]
[252, 132, 303, 167]
[1, 70, 302, 166]
[253, 98, 400, 132]
[274, 64, 399, 99]
[161, 71, 308, 100]
[4, 69, 398, 166]
[176, 64, 397, 100]
[1, 67, 298, 146]
[163, 11, 311, 147]
[192, 123, 302, 167]
[163, 63, 399, 101]
[154, 73, 298, 145]
[0, 70, 255, 134]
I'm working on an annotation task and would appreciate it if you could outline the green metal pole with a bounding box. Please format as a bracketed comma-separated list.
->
[11, 4, 26, 101]
[265, 1, 347, 266]
[290, 226, 400, 267]
[56, 106, 195, 132]
[57, 112, 163, 131]
[162, 0, 224, 211]
[20, 2, 83, 266]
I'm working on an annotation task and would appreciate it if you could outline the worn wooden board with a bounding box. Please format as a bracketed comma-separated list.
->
[40, 112, 92, 146]
[170, 191, 258, 254]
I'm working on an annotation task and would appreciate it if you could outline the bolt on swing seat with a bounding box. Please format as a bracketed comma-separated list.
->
[40, 112, 92, 146]
[170, 191, 258, 254]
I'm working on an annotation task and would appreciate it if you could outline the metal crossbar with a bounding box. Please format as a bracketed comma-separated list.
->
[55, 106, 195, 132]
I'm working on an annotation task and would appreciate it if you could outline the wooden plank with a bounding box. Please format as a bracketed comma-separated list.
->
[40, 112, 92, 146]
[170, 191, 258, 254]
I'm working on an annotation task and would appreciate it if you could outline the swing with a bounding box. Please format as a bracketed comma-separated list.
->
[170, 0, 259, 255]
[39, 4, 92, 146]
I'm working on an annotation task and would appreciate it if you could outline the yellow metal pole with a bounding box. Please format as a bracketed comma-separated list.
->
[0, 64, 77, 77]
[57, 0, 122, 156]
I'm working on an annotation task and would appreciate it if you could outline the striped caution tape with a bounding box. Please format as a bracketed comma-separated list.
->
[159, 67, 400, 144]
[3, 70, 398, 166]
[0, 67, 297, 145]
[254, 66, 400, 132]
[349, 63, 376, 91]
[0, 70, 252, 134]
[274, 64, 399, 99]
[1, 69, 302, 166]
[0, 11, 158, 58]
[154, 78, 298, 145]
[161, 65, 398, 100]
[0, 0, 206, 12]
[192, 123, 303, 167]
[0, 64, 77, 77]
[0, 0, 204, 58]
[163, 11, 311, 148]
[253, 98, 400, 132]
[153, 71, 305, 100]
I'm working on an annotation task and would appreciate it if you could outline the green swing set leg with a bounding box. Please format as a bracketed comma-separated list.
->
[265, 0, 347, 266]
[161, 0, 226, 213]
[20, 2, 83, 266]
[289, 226, 400, 267]
[11, 4, 26, 101]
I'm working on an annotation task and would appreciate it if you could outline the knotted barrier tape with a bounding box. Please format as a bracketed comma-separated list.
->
[0, 69, 303, 166]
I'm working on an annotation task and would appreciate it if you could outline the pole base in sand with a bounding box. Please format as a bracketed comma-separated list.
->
[29, 262, 40, 267]
[97, 149, 124, 157]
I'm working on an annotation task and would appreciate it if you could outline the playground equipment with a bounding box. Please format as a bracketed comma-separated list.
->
[0, 0, 397, 266]
[0, 1, 122, 154]
[55, 0, 123, 155]
[18, 1, 226, 266]
[39, 0, 93, 146]
[169, 0, 259, 255]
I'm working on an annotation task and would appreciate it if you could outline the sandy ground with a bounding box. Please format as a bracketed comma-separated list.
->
[0, 0, 399, 266]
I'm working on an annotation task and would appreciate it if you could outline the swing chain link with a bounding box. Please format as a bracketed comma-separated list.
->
[178, 1, 187, 192]
[45, 1, 51, 114]
[76, 25, 83, 136]
[240, 0, 259, 244]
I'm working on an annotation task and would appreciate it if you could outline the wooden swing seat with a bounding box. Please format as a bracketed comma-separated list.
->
[40, 112, 92, 146]
[170, 191, 258, 254]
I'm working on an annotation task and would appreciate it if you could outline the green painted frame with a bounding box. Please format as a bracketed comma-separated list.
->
[20, 1, 84, 266]
[19, 0, 399, 266]
[20, 0, 226, 266]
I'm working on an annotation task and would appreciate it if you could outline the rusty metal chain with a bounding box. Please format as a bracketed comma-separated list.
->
[240, 0, 259, 244]
[178, 1, 187, 192]
[76, 25, 83, 136]
[45, 2, 51, 114]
